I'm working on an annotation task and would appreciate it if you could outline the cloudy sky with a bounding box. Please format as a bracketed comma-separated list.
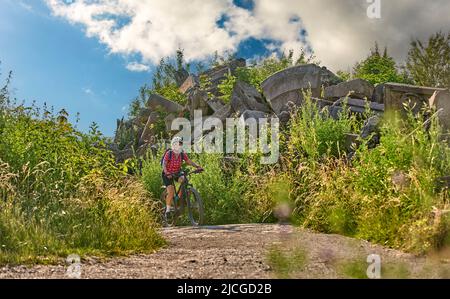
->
[0, 0, 449, 135]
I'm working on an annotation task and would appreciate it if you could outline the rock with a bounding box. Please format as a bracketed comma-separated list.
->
[261, 64, 341, 116]
[344, 133, 360, 152]
[324, 79, 374, 101]
[361, 115, 381, 149]
[428, 90, 450, 133]
[312, 98, 334, 110]
[200, 58, 246, 97]
[146, 94, 184, 114]
[138, 112, 160, 145]
[278, 111, 292, 123]
[383, 83, 447, 115]
[239, 110, 269, 122]
[372, 84, 385, 104]
[333, 97, 385, 112]
[174, 68, 190, 87]
[207, 98, 226, 113]
[164, 113, 177, 132]
[189, 89, 210, 117]
[231, 81, 271, 115]
[179, 75, 199, 94]
[212, 104, 233, 122]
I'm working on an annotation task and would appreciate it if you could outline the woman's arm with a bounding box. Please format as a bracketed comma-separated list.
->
[185, 156, 201, 169]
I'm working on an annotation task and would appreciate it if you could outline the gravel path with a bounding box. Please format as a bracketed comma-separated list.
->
[1, 224, 449, 279]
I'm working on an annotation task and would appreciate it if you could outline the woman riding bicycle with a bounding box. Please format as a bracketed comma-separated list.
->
[162, 136, 203, 219]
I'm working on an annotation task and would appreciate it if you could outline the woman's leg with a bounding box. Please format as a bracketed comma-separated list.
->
[166, 185, 175, 209]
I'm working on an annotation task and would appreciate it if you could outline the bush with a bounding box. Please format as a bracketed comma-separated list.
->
[284, 97, 450, 254]
[0, 89, 164, 265]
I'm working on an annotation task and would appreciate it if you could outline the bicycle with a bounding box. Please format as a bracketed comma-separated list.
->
[160, 168, 205, 227]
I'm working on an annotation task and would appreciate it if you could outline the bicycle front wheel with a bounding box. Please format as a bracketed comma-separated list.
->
[186, 187, 204, 226]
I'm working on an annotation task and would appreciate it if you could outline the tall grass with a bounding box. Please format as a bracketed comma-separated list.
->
[0, 88, 164, 265]
[283, 96, 450, 254]
[142, 92, 450, 254]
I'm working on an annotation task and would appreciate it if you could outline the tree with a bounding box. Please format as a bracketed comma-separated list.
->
[128, 85, 149, 119]
[353, 43, 405, 85]
[406, 31, 450, 88]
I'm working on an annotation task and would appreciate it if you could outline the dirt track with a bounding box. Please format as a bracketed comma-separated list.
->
[1, 224, 449, 279]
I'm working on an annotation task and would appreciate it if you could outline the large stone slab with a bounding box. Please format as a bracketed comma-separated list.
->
[188, 89, 211, 117]
[239, 110, 270, 122]
[261, 64, 341, 115]
[212, 104, 233, 122]
[179, 75, 199, 94]
[383, 83, 447, 115]
[207, 98, 226, 113]
[146, 94, 184, 114]
[231, 81, 272, 115]
[333, 98, 385, 112]
[200, 58, 246, 96]
[429, 90, 450, 132]
[324, 79, 374, 101]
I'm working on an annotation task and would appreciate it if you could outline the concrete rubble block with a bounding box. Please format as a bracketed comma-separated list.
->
[372, 84, 385, 104]
[179, 75, 199, 94]
[383, 83, 447, 115]
[164, 113, 177, 132]
[261, 64, 340, 115]
[200, 58, 246, 96]
[189, 89, 211, 117]
[231, 81, 272, 116]
[211, 104, 233, 122]
[312, 97, 334, 110]
[324, 79, 374, 101]
[239, 110, 270, 122]
[207, 98, 226, 113]
[428, 89, 450, 133]
[146, 94, 184, 114]
[334, 97, 385, 112]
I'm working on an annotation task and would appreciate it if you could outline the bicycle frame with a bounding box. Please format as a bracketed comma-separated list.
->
[169, 170, 194, 211]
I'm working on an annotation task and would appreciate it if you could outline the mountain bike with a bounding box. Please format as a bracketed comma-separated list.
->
[160, 168, 204, 227]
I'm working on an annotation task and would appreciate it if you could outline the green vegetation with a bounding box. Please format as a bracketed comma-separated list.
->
[407, 31, 450, 88]
[0, 68, 164, 265]
[218, 49, 316, 102]
[267, 246, 308, 278]
[1, 30, 449, 266]
[341, 43, 410, 85]
[137, 36, 450, 254]
[140, 93, 450, 254]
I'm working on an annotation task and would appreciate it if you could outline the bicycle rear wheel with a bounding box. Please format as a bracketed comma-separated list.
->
[186, 187, 204, 226]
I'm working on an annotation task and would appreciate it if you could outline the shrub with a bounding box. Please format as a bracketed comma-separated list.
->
[0, 91, 164, 265]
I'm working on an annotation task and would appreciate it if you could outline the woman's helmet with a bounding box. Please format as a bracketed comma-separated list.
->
[171, 136, 183, 153]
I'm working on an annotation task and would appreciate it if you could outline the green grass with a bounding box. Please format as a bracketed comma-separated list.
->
[267, 246, 308, 278]
[0, 91, 165, 265]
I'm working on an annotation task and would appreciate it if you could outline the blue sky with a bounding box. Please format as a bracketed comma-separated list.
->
[0, 0, 271, 136]
[1, 0, 448, 136]
[0, 1, 153, 135]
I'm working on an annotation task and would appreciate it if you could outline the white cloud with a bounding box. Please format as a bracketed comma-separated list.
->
[45, 0, 450, 72]
[82, 87, 93, 95]
[126, 62, 150, 72]
[19, 1, 33, 12]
